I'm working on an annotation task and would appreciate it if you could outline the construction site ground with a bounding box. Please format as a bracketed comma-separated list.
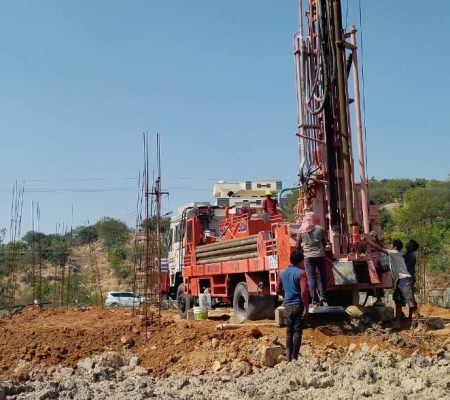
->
[0, 305, 449, 399]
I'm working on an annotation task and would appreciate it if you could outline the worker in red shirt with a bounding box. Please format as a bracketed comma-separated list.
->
[262, 190, 279, 216]
[276, 250, 309, 362]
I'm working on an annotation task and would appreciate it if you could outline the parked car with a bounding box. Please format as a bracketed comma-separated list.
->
[105, 291, 144, 307]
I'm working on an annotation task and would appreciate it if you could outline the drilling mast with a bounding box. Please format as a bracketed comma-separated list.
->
[294, 0, 375, 258]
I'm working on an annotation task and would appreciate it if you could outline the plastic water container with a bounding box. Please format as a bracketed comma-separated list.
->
[198, 293, 212, 310]
[193, 306, 208, 320]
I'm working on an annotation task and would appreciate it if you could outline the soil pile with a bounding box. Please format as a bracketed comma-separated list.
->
[0, 306, 449, 380]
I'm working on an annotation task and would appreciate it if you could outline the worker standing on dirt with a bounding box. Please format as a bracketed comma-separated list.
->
[404, 239, 420, 319]
[296, 211, 328, 308]
[387, 240, 417, 327]
[370, 239, 417, 328]
[276, 249, 309, 362]
[404, 240, 419, 280]
[262, 190, 278, 216]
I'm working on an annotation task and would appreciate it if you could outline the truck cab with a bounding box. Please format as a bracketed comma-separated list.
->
[167, 202, 224, 298]
[167, 180, 283, 301]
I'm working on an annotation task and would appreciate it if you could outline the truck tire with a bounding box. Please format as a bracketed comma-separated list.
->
[233, 282, 276, 321]
[176, 284, 191, 319]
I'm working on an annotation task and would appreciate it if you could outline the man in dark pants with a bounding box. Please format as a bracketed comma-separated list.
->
[369, 239, 417, 328]
[404, 239, 420, 319]
[296, 211, 328, 307]
[276, 250, 309, 361]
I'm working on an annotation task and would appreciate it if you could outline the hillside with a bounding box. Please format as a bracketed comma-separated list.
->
[0, 217, 138, 308]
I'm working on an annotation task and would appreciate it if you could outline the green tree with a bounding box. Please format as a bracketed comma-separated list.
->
[44, 235, 71, 265]
[0, 241, 29, 273]
[107, 244, 131, 280]
[140, 216, 171, 256]
[283, 190, 299, 222]
[67, 273, 94, 306]
[390, 182, 449, 241]
[95, 217, 130, 249]
[21, 232, 71, 265]
[35, 280, 52, 304]
[368, 178, 428, 204]
[21, 231, 47, 247]
[389, 180, 450, 278]
[73, 225, 98, 246]
[379, 208, 394, 231]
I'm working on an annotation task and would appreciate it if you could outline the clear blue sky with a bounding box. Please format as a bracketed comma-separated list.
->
[0, 0, 448, 235]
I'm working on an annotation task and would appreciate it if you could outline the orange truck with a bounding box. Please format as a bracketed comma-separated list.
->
[168, 183, 390, 320]
[169, 0, 392, 320]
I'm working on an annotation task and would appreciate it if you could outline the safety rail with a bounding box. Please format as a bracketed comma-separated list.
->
[263, 239, 277, 257]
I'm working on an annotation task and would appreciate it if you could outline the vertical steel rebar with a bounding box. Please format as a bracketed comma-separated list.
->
[144, 133, 150, 327]
[5, 182, 24, 317]
[31, 201, 37, 302]
[36, 203, 42, 304]
[155, 133, 162, 320]
[136, 132, 168, 337]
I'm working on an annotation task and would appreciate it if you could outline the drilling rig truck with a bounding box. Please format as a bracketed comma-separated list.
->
[168, 0, 391, 320]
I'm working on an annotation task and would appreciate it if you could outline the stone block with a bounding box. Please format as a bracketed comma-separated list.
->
[260, 346, 284, 367]
[275, 306, 285, 327]
[231, 360, 252, 377]
[211, 360, 221, 372]
[77, 358, 95, 370]
[346, 305, 369, 318]
[129, 356, 140, 368]
[186, 310, 195, 321]
[347, 343, 357, 353]
[428, 317, 445, 330]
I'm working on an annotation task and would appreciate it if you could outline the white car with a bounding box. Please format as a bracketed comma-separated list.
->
[105, 291, 144, 307]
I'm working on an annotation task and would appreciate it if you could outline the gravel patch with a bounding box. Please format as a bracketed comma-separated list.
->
[1, 348, 449, 400]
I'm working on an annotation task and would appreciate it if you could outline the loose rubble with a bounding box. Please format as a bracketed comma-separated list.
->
[0, 306, 449, 399]
[0, 349, 449, 399]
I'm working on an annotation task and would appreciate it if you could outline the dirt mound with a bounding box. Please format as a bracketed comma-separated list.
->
[0, 307, 145, 378]
[0, 306, 449, 381]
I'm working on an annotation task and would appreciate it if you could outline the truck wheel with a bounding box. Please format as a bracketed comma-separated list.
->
[176, 284, 191, 319]
[233, 282, 276, 321]
[233, 282, 249, 320]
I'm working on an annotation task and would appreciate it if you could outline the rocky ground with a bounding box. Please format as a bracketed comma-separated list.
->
[0, 306, 449, 399]
[1, 348, 449, 399]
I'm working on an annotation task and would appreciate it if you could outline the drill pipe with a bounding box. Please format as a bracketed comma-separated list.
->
[195, 235, 258, 254]
[196, 252, 259, 265]
[195, 243, 257, 259]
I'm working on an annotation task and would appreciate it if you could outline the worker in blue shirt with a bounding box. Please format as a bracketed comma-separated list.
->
[276, 250, 310, 361]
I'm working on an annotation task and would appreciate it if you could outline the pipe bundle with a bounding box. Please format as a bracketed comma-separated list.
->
[196, 235, 258, 265]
